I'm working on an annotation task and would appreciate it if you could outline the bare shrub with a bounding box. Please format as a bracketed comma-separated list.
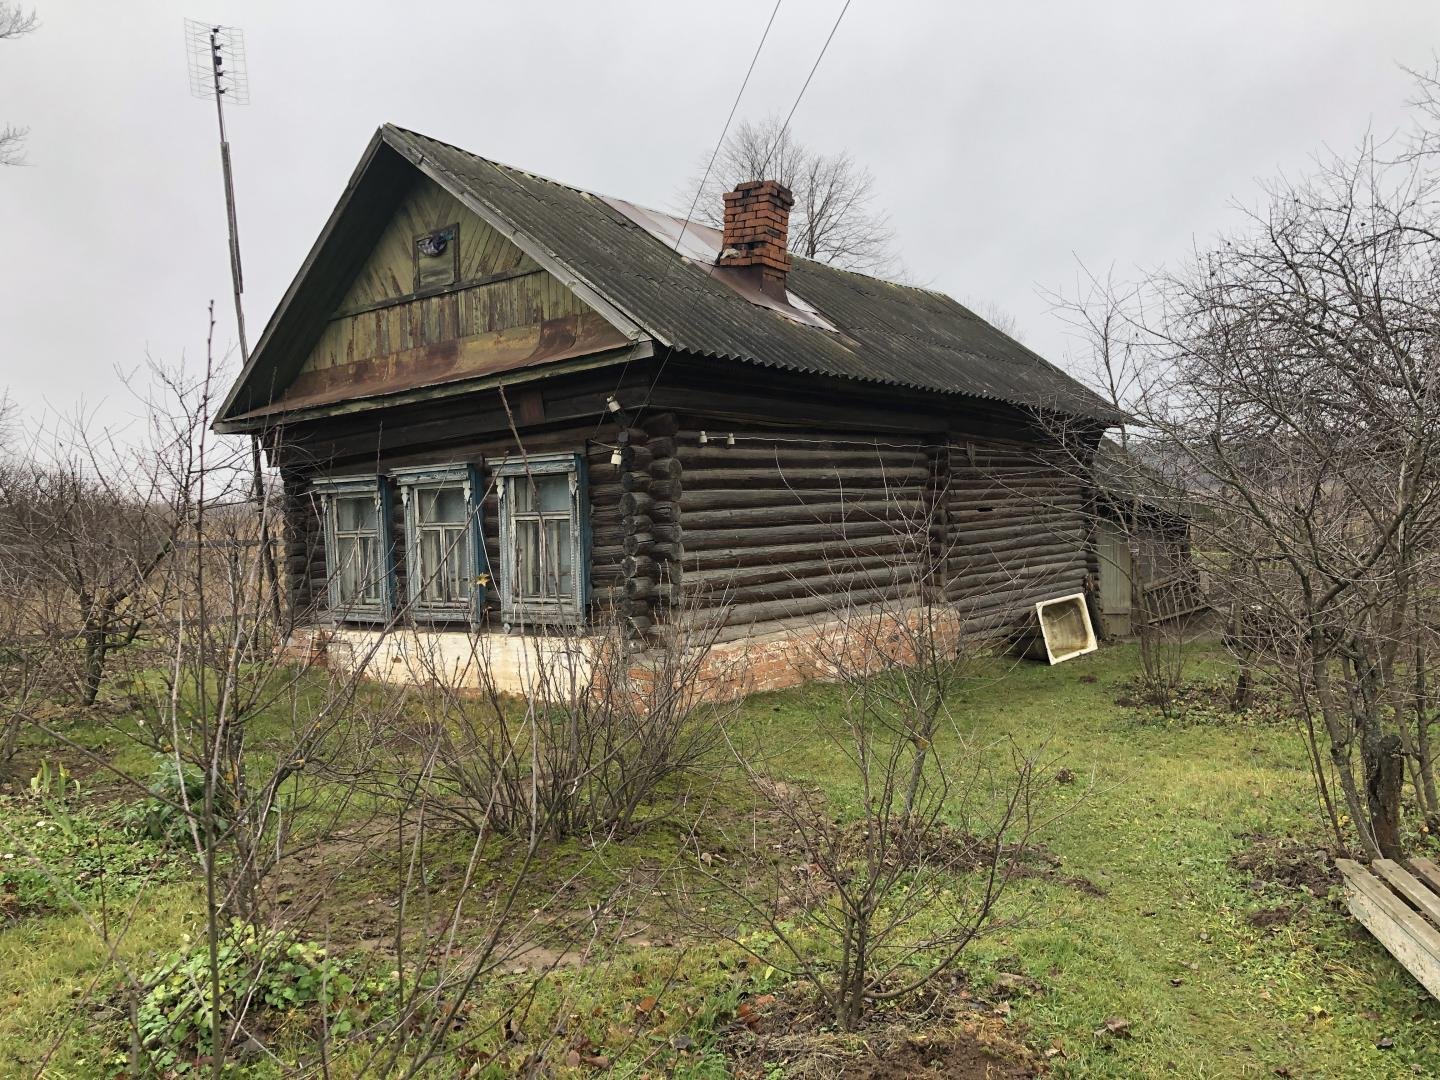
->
[1046, 269, 1195, 708]
[0, 500, 63, 765]
[394, 601, 738, 850]
[674, 464, 1066, 1031]
[0, 409, 192, 706]
[3, 313, 607, 1075]
[683, 619, 1055, 1032]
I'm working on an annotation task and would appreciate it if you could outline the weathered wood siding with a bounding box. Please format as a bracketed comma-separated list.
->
[339, 177, 538, 309]
[673, 422, 932, 637]
[278, 175, 625, 412]
[942, 439, 1090, 635]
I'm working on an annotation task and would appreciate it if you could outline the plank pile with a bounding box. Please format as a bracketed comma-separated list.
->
[1336, 856, 1440, 999]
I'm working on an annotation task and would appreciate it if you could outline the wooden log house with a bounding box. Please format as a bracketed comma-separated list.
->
[215, 125, 1118, 691]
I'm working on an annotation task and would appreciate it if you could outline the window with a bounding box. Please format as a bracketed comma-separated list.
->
[395, 464, 487, 619]
[495, 453, 588, 625]
[315, 477, 393, 619]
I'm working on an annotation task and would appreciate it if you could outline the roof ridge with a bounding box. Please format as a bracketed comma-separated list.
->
[388, 123, 940, 296]
[386, 123, 632, 207]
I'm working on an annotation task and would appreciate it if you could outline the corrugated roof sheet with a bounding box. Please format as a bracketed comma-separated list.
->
[386, 126, 1115, 420]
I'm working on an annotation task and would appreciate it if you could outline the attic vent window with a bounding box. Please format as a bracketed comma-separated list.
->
[414, 223, 459, 290]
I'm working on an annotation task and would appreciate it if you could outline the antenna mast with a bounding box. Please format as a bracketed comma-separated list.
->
[186, 19, 250, 358]
[185, 19, 283, 625]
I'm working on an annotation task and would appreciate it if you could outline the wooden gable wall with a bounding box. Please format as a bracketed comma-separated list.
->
[278, 175, 627, 413]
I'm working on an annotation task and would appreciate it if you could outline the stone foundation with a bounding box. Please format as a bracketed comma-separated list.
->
[281, 625, 596, 695]
[283, 604, 993, 702]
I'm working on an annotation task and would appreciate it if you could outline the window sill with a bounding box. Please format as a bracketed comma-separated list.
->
[406, 607, 477, 626]
[325, 611, 392, 628]
[500, 608, 586, 630]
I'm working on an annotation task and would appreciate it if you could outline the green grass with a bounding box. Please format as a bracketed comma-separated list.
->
[702, 646, 1440, 1076]
[0, 883, 199, 1077]
[3, 643, 1439, 1077]
[909, 647, 1440, 1078]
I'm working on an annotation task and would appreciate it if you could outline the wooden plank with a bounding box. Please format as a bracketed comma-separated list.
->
[1373, 859, 1440, 927]
[1337, 859, 1440, 999]
[1410, 857, 1440, 897]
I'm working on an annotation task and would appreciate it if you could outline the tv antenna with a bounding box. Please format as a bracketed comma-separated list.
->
[184, 18, 283, 624]
[185, 18, 250, 358]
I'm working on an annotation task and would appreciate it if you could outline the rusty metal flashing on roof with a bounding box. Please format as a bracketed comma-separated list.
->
[270, 311, 629, 414]
[599, 195, 839, 333]
[214, 338, 655, 433]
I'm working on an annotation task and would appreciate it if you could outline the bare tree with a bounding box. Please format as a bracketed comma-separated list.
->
[1152, 145, 1440, 858]
[0, 565, 56, 767]
[966, 296, 1027, 343]
[0, 416, 189, 706]
[0, 4, 38, 166]
[1052, 79, 1440, 858]
[1044, 268, 1196, 708]
[73, 319, 611, 1077]
[682, 114, 897, 275]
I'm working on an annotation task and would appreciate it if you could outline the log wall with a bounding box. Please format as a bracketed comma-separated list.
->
[942, 438, 1091, 636]
[674, 422, 932, 638]
[269, 360, 1098, 647]
[670, 418, 1092, 641]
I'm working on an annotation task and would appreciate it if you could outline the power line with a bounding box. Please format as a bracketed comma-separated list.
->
[760, 0, 853, 176]
[673, 0, 784, 257]
[627, 0, 856, 429]
[590, 0, 784, 440]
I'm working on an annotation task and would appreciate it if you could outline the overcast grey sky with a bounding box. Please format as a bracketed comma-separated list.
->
[2, 1, 1437, 430]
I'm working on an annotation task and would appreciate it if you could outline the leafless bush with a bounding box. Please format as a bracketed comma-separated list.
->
[51, 314, 623, 1076]
[391, 598, 739, 850]
[0, 402, 196, 706]
[0, 570, 57, 766]
[1045, 269, 1195, 707]
[674, 470, 1064, 1031]
[683, 614, 1055, 1032]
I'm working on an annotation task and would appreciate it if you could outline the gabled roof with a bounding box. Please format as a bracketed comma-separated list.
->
[217, 124, 1116, 428]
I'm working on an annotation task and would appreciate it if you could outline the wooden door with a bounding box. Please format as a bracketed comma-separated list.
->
[1096, 520, 1132, 636]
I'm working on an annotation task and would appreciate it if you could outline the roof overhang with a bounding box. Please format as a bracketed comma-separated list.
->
[215, 338, 655, 435]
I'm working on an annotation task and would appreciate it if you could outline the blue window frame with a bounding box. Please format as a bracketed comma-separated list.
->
[493, 452, 589, 626]
[314, 475, 395, 621]
[393, 463, 488, 621]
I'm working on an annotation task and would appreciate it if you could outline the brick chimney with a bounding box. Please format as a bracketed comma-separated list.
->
[719, 179, 794, 302]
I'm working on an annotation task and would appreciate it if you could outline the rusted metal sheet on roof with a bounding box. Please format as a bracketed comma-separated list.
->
[246, 311, 626, 417]
[599, 196, 838, 333]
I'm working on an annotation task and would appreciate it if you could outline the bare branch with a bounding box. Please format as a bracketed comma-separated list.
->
[680, 114, 898, 276]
